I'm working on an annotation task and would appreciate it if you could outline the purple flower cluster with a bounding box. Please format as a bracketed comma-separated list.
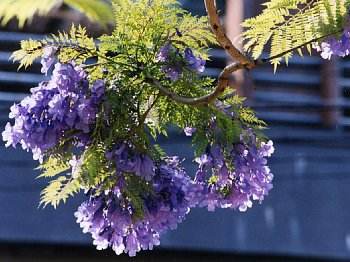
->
[156, 43, 206, 81]
[195, 130, 274, 212]
[184, 127, 197, 137]
[106, 142, 156, 181]
[184, 48, 205, 73]
[313, 26, 350, 59]
[41, 46, 58, 75]
[2, 63, 105, 161]
[156, 44, 172, 63]
[75, 155, 201, 256]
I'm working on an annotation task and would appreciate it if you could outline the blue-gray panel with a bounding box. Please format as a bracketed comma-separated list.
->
[1, 132, 350, 259]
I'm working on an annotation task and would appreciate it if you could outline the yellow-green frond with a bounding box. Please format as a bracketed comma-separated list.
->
[36, 155, 71, 179]
[10, 39, 44, 69]
[11, 24, 97, 69]
[80, 144, 110, 188]
[101, 0, 215, 62]
[0, 0, 113, 28]
[0, 0, 61, 27]
[40, 176, 81, 208]
[239, 107, 267, 128]
[242, 0, 350, 67]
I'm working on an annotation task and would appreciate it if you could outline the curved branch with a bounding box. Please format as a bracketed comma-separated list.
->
[149, 63, 245, 106]
[150, 0, 338, 106]
[204, 0, 254, 68]
[148, 0, 256, 107]
[141, 1, 257, 107]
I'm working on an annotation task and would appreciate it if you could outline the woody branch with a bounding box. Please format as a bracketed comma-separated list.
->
[152, 0, 255, 106]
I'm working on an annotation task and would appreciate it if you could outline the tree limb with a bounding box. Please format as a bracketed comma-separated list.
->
[150, 0, 329, 107]
[204, 0, 254, 69]
[147, 0, 255, 106]
[148, 63, 245, 106]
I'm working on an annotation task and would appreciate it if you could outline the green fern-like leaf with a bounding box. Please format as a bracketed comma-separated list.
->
[11, 24, 96, 69]
[37, 154, 71, 179]
[103, 0, 216, 60]
[215, 110, 241, 145]
[152, 144, 167, 160]
[11, 39, 44, 69]
[50, 24, 97, 63]
[239, 107, 266, 128]
[172, 14, 217, 59]
[0, 0, 60, 27]
[40, 176, 81, 208]
[80, 144, 110, 188]
[242, 0, 350, 68]
[192, 129, 209, 157]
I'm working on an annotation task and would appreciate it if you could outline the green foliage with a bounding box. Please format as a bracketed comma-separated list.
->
[242, 0, 350, 69]
[152, 77, 214, 135]
[38, 144, 113, 208]
[38, 152, 81, 208]
[11, 24, 96, 69]
[222, 93, 266, 129]
[0, 0, 113, 28]
[172, 14, 217, 60]
[239, 107, 266, 128]
[152, 144, 167, 160]
[192, 129, 209, 157]
[98, 0, 217, 138]
[11, 39, 44, 70]
[37, 154, 71, 179]
[40, 175, 81, 208]
[123, 175, 153, 220]
[0, 0, 60, 27]
[214, 110, 241, 146]
[80, 144, 111, 189]
[51, 24, 97, 63]
[100, 0, 216, 64]
[208, 175, 219, 185]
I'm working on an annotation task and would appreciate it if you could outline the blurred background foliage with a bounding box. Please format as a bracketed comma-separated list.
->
[0, 0, 113, 30]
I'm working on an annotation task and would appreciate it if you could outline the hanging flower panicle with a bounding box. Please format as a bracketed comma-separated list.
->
[2, 62, 105, 162]
[195, 129, 274, 212]
[75, 154, 202, 256]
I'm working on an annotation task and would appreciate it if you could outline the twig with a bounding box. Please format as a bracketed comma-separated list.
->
[138, 94, 161, 127]
[82, 62, 107, 69]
